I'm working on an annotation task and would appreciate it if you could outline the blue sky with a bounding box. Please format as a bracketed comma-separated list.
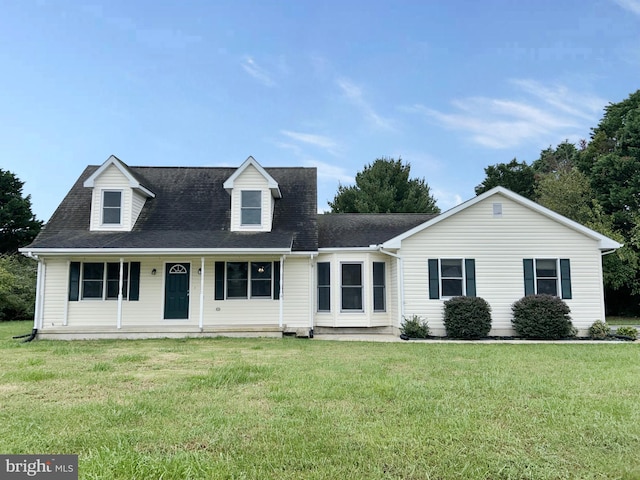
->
[1, 0, 639, 222]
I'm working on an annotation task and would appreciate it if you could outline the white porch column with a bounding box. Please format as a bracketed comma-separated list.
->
[278, 255, 285, 329]
[63, 260, 69, 326]
[199, 257, 205, 330]
[117, 258, 124, 329]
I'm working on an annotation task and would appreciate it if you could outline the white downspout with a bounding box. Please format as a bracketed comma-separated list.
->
[117, 257, 124, 329]
[309, 254, 316, 333]
[38, 259, 46, 330]
[278, 255, 285, 329]
[199, 257, 205, 331]
[33, 258, 42, 330]
[378, 248, 405, 328]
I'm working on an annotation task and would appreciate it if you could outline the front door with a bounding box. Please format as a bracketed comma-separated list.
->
[164, 263, 190, 319]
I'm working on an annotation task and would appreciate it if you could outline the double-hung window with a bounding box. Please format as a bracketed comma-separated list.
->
[341, 263, 363, 311]
[523, 258, 572, 299]
[241, 191, 261, 225]
[102, 191, 122, 225]
[428, 259, 476, 299]
[373, 262, 386, 312]
[70, 261, 140, 301]
[317, 262, 331, 312]
[221, 261, 280, 299]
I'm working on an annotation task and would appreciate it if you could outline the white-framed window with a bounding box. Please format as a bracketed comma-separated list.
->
[317, 262, 331, 312]
[341, 262, 363, 311]
[102, 191, 122, 225]
[241, 191, 262, 225]
[81, 262, 130, 300]
[535, 259, 558, 296]
[523, 258, 572, 299]
[441, 259, 464, 297]
[373, 262, 386, 312]
[428, 259, 476, 299]
[225, 261, 277, 299]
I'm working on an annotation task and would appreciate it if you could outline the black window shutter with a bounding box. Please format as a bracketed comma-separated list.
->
[465, 259, 476, 297]
[523, 259, 535, 296]
[560, 259, 572, 299]
[215, 262, 225, 300]
[428, 259, 439, 299]
[69, 262, 81, 301]
[273, 261, 281, 300]
[129, 262, 140, 301]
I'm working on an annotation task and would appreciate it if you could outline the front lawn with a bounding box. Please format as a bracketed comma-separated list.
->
[0, 321, 638, 479]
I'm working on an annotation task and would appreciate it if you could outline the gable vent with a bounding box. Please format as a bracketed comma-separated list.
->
[493, 203, 503, 218]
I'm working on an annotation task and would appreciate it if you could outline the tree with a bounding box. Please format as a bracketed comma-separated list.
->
[0, 254, 36, 320]
[329, 158, 440, 213]
[0, 169, 42, 253]
[474, 159, 536, 199]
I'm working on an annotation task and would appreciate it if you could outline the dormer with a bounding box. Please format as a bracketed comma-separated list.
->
[223, 156, 282, 232]
[83, 155, 155, 231]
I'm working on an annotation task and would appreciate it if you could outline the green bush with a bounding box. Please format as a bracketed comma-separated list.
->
[0, 254, 36, 321]
[589, 320, 611, 339]
[615, 326, 638, 340]
[511, 295, 575, 339]
[443, 296, 492, 339]
[400, 315, 430, 338]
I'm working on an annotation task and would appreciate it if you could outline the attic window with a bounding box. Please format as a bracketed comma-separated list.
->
[241, 191, 261, 225]
[103, 191, 122, 224]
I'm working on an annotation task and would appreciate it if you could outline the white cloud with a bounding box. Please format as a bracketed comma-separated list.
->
[241, 56, 275, 87]
[407, 80, 606, 149]
[432, 188, 464, 211]
[303, 158, 353, 184]
[336, 78, 395, 131]
[280, 130, 339, 154]
[612, 0, 640, 15]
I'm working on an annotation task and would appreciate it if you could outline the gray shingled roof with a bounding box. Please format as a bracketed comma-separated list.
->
[318, 213, 436, 248]
[28, 165, 318, 252]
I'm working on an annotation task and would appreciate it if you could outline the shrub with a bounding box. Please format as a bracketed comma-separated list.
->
[0, 255, 37, 321]
[511, 295, 575, 339]
[400, 315, 430, 338]
[615, 326, 638, 340]
[443, 296, 492, 339]
[589, 320, 611, 339]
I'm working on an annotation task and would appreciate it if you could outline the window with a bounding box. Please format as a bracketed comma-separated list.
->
[428, 259, 476, 299]
[441, 259, 463, 297]
[107, 262, 129, 299]
[535, 259, 557, 296]
[224, 261, 279, 299]
[227, 262, 248, 298]
[341, 263, 363, 311]
[82, 263, 104, 299]
[71, 261, 140, 301]
[523, 258, 572, 299]
[317, 262, 330, 312]
[373, 262, 386, 312]
[241, 191, 261, 225]
[251, 263, 272, 297]
[102, 191, 122, 224]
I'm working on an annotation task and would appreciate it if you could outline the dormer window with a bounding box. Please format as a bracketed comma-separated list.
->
[241, 191, 261, 225]
[102, 191, 122, 225]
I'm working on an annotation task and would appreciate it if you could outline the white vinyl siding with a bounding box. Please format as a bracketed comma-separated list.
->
[315, 252, 393, 328]
[229, 164, 274, 232]
[89, 164, 138, 231]
[400, 193, 606, 336]
[37, 255, 311, 332]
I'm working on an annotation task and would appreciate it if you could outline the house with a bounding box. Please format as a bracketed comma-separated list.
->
[20, 155, 621, 339]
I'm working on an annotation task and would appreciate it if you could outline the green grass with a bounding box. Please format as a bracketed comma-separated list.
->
[0, 322, 639, 479]
[606, 316, 640, 326]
